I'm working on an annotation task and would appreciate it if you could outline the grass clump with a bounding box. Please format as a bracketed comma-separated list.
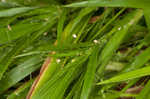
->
[0, 0, 150, 99]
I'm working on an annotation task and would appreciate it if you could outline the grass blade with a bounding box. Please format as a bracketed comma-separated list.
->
[80, 47, 98, 99]
[97, 66, 150, 85]
[65, 0, 150, 8]
[57, 8, 67, 45]
[97, 9, 143, 75]
[122, 46, 150, 72]
[136, 80, 150, 99]
[0, 56, 42, 93]
[7, 79, 34, 99]
[0, 7, 35, 17]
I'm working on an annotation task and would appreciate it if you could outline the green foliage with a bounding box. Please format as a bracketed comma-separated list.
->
[97, 66, 150, 85]
[0, 0, 150, 99]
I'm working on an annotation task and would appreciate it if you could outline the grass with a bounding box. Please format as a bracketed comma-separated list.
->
[0, 0, 150, 99]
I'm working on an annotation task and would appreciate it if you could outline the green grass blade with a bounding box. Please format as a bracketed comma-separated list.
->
[97, 66, 150, 85]
[0, 23, 41, 44]
[0, 1, 149, 99]
[122, 46, 150, 72]
[28, 7, 94, 99]
[0, 2, 20, 8]
[80, 47, 98, 99]
[7, 79, 34, 99]
[31, 55, 89, 99]
[65, 0, 150, 8]
[66, 75, 84, 99]
[66, 0, 150, 31]
[97, 9, 143, 75]
[0, 40, 27, 79]
[57, 8, 67, 45]
[136, 80, 150, 99]
[0, 56, 42, 93]
[143, 9, 150, 30]
[62, 7, 96, 43]
[0, 7, 35, 17]
[91, 8, 125, 40]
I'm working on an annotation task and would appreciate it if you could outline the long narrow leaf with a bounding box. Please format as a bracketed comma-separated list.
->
[65, 0, 150, 8]
[97, 9, 143, 75]
[97, 66, 150, 85]
[81, 47, 98, 99]
[0, 7, 35, 17]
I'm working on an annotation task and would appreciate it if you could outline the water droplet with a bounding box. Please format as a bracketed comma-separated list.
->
[56, 59, 61, 63]
[93, 40, 98, 44]
[72, 34, 77, 38]
[118, 27, 121, 31]
[8, 25, 12, 31]
[44, 32, 48, 36]
[15, 92, 19, 96]
[71, 59, 75, 63]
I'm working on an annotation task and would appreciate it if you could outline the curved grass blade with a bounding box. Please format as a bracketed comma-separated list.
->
[31, 55, 89, 99]
[136, 80, 150, 99]
[0, 13, 57, 81]
[0, 7, 35, 17]
[122, 46, 150, 72]
[7, 79, 34, 99]
[65, 0, 150, 9]
[66, 0, 150, 31]
[0, 56, 42, 94]
[0, 2, 20, 8]
[66, 75, 84, 99]
[143, 9, 150, 30]
[91, 8, 125, 41]
[97, 66, 150, 85]
[80, 47, 99, 99]
[0, 23, 41, 44]
[57, 8, 67, 45]
[97, 9, 143, 75]
[61, 7, 96, 44]
[27, 7, 95, 99]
